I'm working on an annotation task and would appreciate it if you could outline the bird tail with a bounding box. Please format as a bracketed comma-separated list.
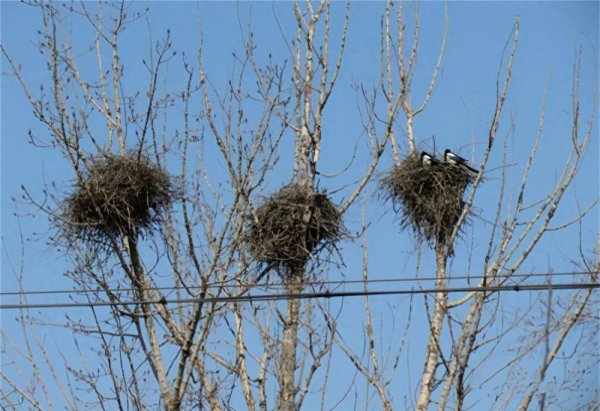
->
[465, 164, 478, 174]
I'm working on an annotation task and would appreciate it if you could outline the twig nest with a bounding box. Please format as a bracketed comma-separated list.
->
[62, 152, 176, 245]
[381, 153, 475, 247]
[246, 184, 341, 276]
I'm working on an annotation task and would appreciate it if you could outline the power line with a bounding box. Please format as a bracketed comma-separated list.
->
[0, 271, 594, 297]
[1, 282, 597, 310]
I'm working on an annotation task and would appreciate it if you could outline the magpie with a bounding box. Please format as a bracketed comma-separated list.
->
[420, 151, 439, 167]
[444, 149, 478, 174]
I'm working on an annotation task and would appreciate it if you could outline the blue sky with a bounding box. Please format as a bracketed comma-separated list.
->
[1, 1, 598, 409]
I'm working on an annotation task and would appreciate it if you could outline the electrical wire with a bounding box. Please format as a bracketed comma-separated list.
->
[0, 282, 597, 310]
[0, 271, 594, 297]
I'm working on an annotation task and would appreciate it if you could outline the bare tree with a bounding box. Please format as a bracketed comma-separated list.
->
[371, 4, 597, 410]
[326, 1, 597, 410]
[2, 1, 383, 409]
[2, 1, 597, 411]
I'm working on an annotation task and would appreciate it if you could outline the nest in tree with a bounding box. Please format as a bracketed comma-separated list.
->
[61, 152, 176, 245]
[246, 184, 341, 276]
[381, 153, 475, 247]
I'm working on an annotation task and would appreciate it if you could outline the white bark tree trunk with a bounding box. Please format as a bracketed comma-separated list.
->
[416, 246, 448, 410]
[277, 273, 303, 411]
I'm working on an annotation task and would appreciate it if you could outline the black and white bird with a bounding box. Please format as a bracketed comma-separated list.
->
[443, 149, 478, 174]
[421, 151, 440, 167]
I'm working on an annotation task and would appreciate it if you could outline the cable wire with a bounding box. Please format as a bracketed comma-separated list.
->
[1, 282, 597, 310]
[0, 271, 594, 297]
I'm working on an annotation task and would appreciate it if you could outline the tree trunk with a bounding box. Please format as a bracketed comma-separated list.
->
[416, 246, 448, 410]
[126, 236, 173, 409]
[277, 271, 303, 411]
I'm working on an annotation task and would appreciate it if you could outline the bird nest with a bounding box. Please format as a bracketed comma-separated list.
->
[381, 153, 475, 248]
[246, 184, 341, 277]
[61, 152, 176, 246]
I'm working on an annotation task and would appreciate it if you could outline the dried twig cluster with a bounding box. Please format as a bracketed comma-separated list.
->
[246, 184, 341, 277]
[381, 154, 475, 247]
[61, 152, 176, 245]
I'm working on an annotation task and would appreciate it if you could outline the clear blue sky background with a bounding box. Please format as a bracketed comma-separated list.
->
[2, 1, 598, 409]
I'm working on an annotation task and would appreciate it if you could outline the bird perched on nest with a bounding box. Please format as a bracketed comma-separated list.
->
[421, 151, 440, 167]
[444, 149, 478, 174]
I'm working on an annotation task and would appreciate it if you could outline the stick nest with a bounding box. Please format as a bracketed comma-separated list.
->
[381, 154, 475, 247]
[61, 152, 176, 245]
[246, 184, 341, 276]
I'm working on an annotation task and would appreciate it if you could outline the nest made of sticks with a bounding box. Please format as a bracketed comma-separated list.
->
[381, 153, 475, 247]
[246, 184, 341, 276]
[61, 152, 176, 246]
